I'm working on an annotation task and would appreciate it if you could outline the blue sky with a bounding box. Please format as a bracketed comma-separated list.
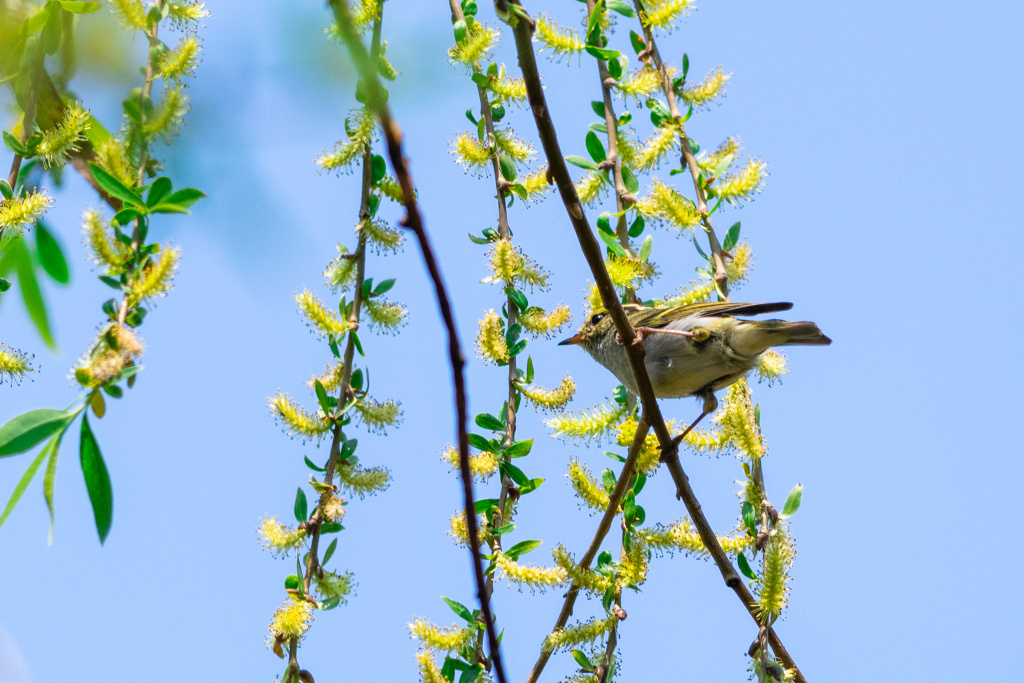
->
[1, 1, 1022, 681]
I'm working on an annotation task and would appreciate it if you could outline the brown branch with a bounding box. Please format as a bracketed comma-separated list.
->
[630, 0, 728, 296]
[525, 417, 649, 683]
[331, 4, 508, 683]
[498, 3, 806, 680]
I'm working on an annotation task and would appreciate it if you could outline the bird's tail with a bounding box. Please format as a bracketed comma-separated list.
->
[730, 320, 832, 356]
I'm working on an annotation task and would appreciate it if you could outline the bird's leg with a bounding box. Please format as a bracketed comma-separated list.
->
[672, 393, 719, 447]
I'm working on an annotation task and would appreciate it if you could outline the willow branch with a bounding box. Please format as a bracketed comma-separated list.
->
[525, 417, 648, 683]
[630, 0, 728, 295]
[498, 3, 805, 680]
[331, 4, 508, 683]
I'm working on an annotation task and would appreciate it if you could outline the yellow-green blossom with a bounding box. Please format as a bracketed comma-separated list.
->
[486, 65, 527, 104]
[641, 0, 695, 32]
[324, 250, 357, 291]
[315, 570, 355, 601]
[605, 254, 657, 289]
[360, 217, 404, 253]
[127, 245, 181, 305]
[640, 518, 752, 557]
[0, 190, 53, 234]
[376, 175, 404, 203]
[681, 66, 730, 109]
[518, 165, 551, 202]
[257, 515, 307, 555]
[696, 137, 741, 176]
[355, 397, 402, 433]
[656, 280, 715, 307]
[615, 67, 663, 100]
[493, 552, 567, 592]
[542, 615, 618, 653]
[416, 650, 446, 683]
[493, 127, 534, 164]
[552, 545, 611, 594]
[82, 209, 130, 273]
[636, 179, 701, 232]
[451, 131, 491, 172]
[755, 350, 789, 386]
[109, 0, 146, 30]
[476, 309, 508, 364]
[716, 381, 764, 459]
[269, 391, 331, 440]
[0, 344, 34, 384]
[295, 288, 349, 338]
[617, 537, 649, 588]
[158, 36, 201, 82]
[307, 360, 346, 393]
[757, 527, 794, 620]
[519, 374, 576, 412]
[575, 170, 610, 207]
[269, 597, 314, 640]
[519, 305, 571, 338]
[73, 324, 145, 388]
[535, 15, 584, 58]
[409, 618, 475, 652]
[36, 102, 90, 168]
[364, 298, 407, 333]
[448, 23, 498, 67]
[167, 0, 210, 26]
[546, 401, 627, 443]
[615, 416, 663, 474]
[336, 463, 391, 497]
[714, 158, 767, 204]
[442, 445, 500, 482]
[144, 86, 189, 141]
[93, 138, 135, 189]
[317, 107, 376, 172]
[637, 123, 681, 171]
[567, 458, 610, 512]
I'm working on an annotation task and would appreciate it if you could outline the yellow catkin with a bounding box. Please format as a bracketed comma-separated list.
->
[0, 190, 53, 233]
[519, 305, 571, 338]
[307, 360, 347, 393]
[73, 325, 144, 388]
[546, 402, 626, 443]
[493, 552, 568, 592]
[257, 515, 307, 554]
[615, 67, 663, 100]
[448, 24, 498, 67]
[642, 0, 695, 31]
[442, 445, 500, 482]
[552, 545, 612, 594]
[543, 615, 618, 653]
[488, 239, 523, 282]
[127, 245, 181, 305]
[415, 650, 446, 683]
[605, 255, 656, 289]
[315, 570, 354, 601]
[757, 527, 794, 619]
[640, 519, 752, 557]
[94, 138, 135, 189]
[336, 463, 391, 498]
[317, 107, 375, 172]
[269, 598, 314, 640]
[494, 128, 534, 163]
[534, 15, 585, 57]
[755, 350, 789, 386]
[37, 102, 90, 168]
[364, 299, 407, 332]
[355, 397, 402, 432]
[617, 537, 649, 588]
[697, 137, 741, 176]
[637, 124, 681, 171]
[715, 158, 767, 204]
[409, 618, 476, 652]
[82, 209, 130, 273]
[681, 66, 731, 109]
[716, 381, 765, 459]
[519, 374, 576, 411]
[376, 176, 404, 203]
[487, 67, 527, 103]
[575, 170, 609, 206]
[636, 179, 701, 231]
[109, 0, 146, 29]
[476, 309, 508, 364]
[519, 165, 551, 202]
[268, 391, 331, 440]
[295, 288, 349, 338]
[567, 458, 610, 512]
[0, 344, 34, 384]
[451, 131, 491, 172]
[144, 87, 189, 140]
[167, 0, 210, 26]
[159, 36, 201, 81]
[360, 217, 404, 253]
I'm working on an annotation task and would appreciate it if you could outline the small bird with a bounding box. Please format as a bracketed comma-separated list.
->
[559, 301, 831, 438]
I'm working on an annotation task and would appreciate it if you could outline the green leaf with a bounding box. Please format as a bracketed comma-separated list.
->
[112, 208, 141, 226]
[319, 596, 342, 611]
[598, 229, 627, 258]
[779, 483, 803, 519]
[741, 501, 758, 535]
[722, 221, 741, 252]
[79, 414, 112, 543]
[503, 539, 542, 561]
[504, 287, 528, 311]
[498, 155, 517, 182]
[629, 30, 645, 55]
[518, 477, 544, 495]
[304, 456, 325, 472]
[88, 163, 143, 207]
[371, 154, 387, 184]
[692, 233, 709, 259]
[585, 131, 606, 163]
[294, 487, 308, 522]
[590, 100, 605, 119]
[605, 0, 635, 17]
[596, 212, 613, 235]
[320, 521, 342, 533]
[146, 177, 172, 207]
[628, 214, 645, 238]
[607, 54, 625, 81]
[638, 235, 653, 262]
[682, 52, 690, 79]
[0, 431, 59, 530]
[161, 187, 206, 209]
[737, 552, 758, 581]
[504, 323, 521, 348]
[467, 433, 497, 453]
[585, 46, 621, 61]
[474, 498, 500, 514]
[504, 438, 532, 457]
[58, 2, 102, 13]
[474, 413, 504, 432]
[3, 131, 30, 156]
[525, 356, 534, 383]
[0, 179, 12, 200]
[9, 236, 55, 348]
[646, 98, 671, 127]
[43, 426, 62, 543]
[322, 538, 338, 565]
[620, 165, 640, 194]
[471, 72, 489, 87]
[35, 221, 69, 284]
[601, 468, 616, 493]
[373, 278, 396, 295]
[604, 450, 626, 463]
[507, 338, 527, 357]
[314, 380, 331, 415]
[572, 649, 594, 669]
[565, 155, 599, 171]
[0, 409, 71, 457]
[442, 596, 474, 623]
[492, 523, 515, 536]
[499, 462, 529, 486]
[632, 472, 647, 495]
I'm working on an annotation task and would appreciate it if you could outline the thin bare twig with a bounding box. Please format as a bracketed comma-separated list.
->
[497, 2, 806, 680]
[330, 4, 508, 683]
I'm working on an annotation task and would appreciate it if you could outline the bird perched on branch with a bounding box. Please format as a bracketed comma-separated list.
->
[559, 301, 831, 440]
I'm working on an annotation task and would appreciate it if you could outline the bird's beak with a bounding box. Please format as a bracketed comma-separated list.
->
[558, 332, 584, 346]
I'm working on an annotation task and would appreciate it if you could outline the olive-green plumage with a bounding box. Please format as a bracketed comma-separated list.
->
[559, 301, 831, 401]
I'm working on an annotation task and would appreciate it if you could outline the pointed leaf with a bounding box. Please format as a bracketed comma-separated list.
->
[0, 409, 70, 456]
[779, 483, 802, 519]
[294, 487, 308, 522]
[442, 596, 474, 623]
[79, 414, 112, 543]
[88, 162, 143, 207]
[503, 539, 542, 561]
[736, 552, 757, 581]
[35, 221, 69, 284]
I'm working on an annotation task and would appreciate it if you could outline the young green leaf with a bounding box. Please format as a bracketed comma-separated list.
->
[294, 487, 308, 522]
[0, 179, 12, 200]
[146, 177, 173, 207]
[504, 438, 532, 457]
[722, 221, 741, 252]
[474, 413, 505, 432]
[585, 131, 606, 163]
[304, 456, 326, 472]
[442, 596, 475, 623]
[43, 427, 63, 543]
[620, 165, 640, 194]
[598, 229, 627, 258]
[503, 539, 542, 561]
[741, 500, 758, 535]
[572, 649, 594, 670]
[590, 100, 606, 119]
[779, 483, 803, 519]
[499, 461, 529, 486]
[314, 380, 331, 415]
[322, 538, 338, 565]
[467, 433, 497, 453]
[638, 235, 653, 262]
[0, 408, 71, 457]
[0, 435, 54, 530]
[34, 222, 69, 284]
[565, 155, 600, 171]
[498, 155, 518, 182]
[88, 162, 143, 207]
[736, 552, 758, 581]
[79, 414, 112, 543]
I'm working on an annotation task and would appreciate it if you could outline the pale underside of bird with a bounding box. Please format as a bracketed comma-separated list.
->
[560, 301, 831, 418]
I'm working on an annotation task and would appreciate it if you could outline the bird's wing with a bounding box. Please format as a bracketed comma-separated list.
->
[634, 302, 793, 329]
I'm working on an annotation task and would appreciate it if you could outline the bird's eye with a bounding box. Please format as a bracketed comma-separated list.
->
[589, 313, 606, 325]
